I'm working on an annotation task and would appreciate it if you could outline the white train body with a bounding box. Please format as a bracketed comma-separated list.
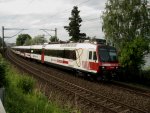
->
[11, 42, 120, 79]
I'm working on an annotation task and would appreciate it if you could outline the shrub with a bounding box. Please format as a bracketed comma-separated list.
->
[0, 54, 6, 87]
[4, 56, 77, 113]
[17, 76, 35, 94]
[119, 37, 149, 78]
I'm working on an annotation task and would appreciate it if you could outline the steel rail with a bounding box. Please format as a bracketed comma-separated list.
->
[5, 49, 148, 113]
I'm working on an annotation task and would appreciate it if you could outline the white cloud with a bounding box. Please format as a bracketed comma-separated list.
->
[0, 0, 107, 43]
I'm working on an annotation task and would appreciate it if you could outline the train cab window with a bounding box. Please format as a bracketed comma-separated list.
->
[89, 51, 92, 60]
[93, 52, 97, 60]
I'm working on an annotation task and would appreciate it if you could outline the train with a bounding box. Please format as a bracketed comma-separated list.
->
[11, 41, 120, 80]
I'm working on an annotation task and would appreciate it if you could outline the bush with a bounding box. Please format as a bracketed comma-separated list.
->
[0, 54, 6, 87]
[5, 70, 72, 113]
[119, 37, 149, 78]
[3, 56, 77, 113]
[17, 76, 35, 94]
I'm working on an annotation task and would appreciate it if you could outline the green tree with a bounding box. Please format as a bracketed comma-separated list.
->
[102, 0, 150, 75]
[102, 0, 150, 48]
[16, 34, 32, 46]
[0, 55, 6, 87]
[119, 37, 149, 75]
[49, 36, 59, 42]
[32, 35, 47, 45]
[24, 38, 32, 45]
[64, 6, 86, 42]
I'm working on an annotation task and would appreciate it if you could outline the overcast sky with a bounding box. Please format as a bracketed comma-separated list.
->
[0, 0, 107, 43]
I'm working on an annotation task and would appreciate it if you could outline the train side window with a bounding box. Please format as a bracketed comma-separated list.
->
[57, 50, 64, 58]
[89, 51, 92, 60]
[48, 50, 51, 56]
[70, 50, 76, 60]
[93, 52, 97, 60]
[45, 50, 51, 56]
[64, 50, 69, 59]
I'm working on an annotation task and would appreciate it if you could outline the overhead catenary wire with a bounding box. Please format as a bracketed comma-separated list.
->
[4, 0, 103, 42]
[83, 17, 100, 22]
[5, 29, 26, 38]
[10, 0, 97, 25]
[48, 0, 92, 19]
[78, 0, 91, 6]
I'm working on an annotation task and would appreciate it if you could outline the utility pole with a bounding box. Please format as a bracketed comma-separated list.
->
[2, 26, 4, 52]
[51, 28, 57, 42]
[40, 28, 58, 42]
[55, 28, 57, 41]
[1, 26, 27, 52]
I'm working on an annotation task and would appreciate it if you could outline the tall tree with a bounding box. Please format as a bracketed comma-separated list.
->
[49, 36, 59, 42]
[102, 0, 150, 75]
[32, 35, 47, 45]
[24, 38, 32, 45]
[102, 0, 150, 48]
[64, 6, 86, 42]
[16, 34, 32, 46]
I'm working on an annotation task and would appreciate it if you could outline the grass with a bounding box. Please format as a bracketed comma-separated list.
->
[0, 54, 77, 113]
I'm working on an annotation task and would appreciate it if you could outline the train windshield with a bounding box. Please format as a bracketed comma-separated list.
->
[98, 47, 118, 62]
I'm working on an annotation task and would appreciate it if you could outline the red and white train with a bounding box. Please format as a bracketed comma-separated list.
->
[11, 42, 120, 80]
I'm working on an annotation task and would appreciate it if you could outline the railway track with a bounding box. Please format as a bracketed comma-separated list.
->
[110, 81, 150, 97]
[5, 49, 149, 113]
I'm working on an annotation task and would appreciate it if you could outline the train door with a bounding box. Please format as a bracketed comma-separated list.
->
[41, 48, 45, 63]
[88, 50, 98, 71]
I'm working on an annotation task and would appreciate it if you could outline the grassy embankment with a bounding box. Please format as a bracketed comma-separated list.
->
[0, 54, 78, 113]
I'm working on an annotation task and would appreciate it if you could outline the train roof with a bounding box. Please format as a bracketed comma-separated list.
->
[12, 42, 109, 50]
[12, 46, 30, 49]
[44, 43, 97, 50]
[30, 45, 43, 49]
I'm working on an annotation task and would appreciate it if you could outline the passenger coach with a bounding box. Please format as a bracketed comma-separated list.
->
[11, 42, 120, 80]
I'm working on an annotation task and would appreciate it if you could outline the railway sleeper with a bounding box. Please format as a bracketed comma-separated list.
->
[111, 106, 122, 110]
[88, 95, 96, 99]
[118, 109, 130, 113]
[104, 103, 114, 107]
[98, 100, 107, 104]
[94, 97, 103, 101]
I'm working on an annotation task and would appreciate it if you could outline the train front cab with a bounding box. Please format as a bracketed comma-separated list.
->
[96, 45, 120, 80]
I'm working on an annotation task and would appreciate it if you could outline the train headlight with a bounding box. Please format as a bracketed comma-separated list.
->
[116, 66, 118, 69]
[102, 66, 105, 69]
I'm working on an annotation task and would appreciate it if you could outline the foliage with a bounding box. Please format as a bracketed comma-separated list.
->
[102, 0, 150, 48]
[49, 36, 59, 42]
[32, 35, 47, 45]
[0, 54, 7, 87]
[5, 64, 72, 113]
[24, 38, 32, 45]
[16, 34, 32, 46]
[102, 0, 150, 75]
[142, 67, 150, 85]
[119, 37, 150, 75]
[64, 6, 86, 42]
[17, 76, 35, 94]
